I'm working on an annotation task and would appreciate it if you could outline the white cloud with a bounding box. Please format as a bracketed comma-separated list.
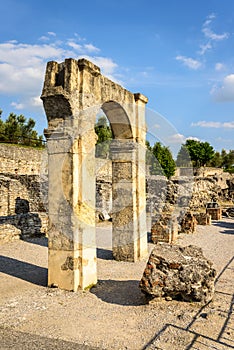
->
[175, 55, 202, 70]
[197, 14, 230, 57]
[11, 102, 25, 110]
[67, 40, 83, 52]
[191, 120, 234, 129]
[82, 55, 119, 81]
[202, 14, 229, 41]
[67, 41, 100, 54]
[0, 36, 120, 111]
[210, 74, 234, 102]
[84, 44, 100, 53]
[168, 133, 186, 144]
[198, 42, 212, 55]
[31, 96, 43, 107]
[48, 32, 56, 37]
[186, 136, 200, 142]
[215, 62, 225, 71]
[202, 27, 229, 41]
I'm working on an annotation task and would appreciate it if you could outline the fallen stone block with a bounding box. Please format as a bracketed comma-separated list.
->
[151, 215, 178, 244]
[180, 212, 197, 234]
[139, 243, 216, 303]
[193, 212, 211, 225]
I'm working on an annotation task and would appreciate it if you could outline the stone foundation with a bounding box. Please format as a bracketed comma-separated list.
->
[194, 212, 211, 225]
[206, 207, 222, 220]
[151, 215, 178, 244]
[0, 212, 48, 244]
[179, 212, 197, 234]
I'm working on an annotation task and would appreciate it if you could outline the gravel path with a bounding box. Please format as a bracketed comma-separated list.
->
[0, 218, 233, 349]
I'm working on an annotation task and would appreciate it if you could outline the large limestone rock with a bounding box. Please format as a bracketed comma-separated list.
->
[140, 244, 216, 303]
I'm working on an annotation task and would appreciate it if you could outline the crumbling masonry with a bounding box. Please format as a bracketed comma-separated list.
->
[41, 58, 148, 291]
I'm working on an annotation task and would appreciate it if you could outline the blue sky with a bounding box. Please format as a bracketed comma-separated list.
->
[0, 0, 233, 153]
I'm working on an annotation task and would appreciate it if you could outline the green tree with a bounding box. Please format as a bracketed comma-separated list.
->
[0, 109, 5, 140]
[185, 139, 214, 167]
[0, 110, 44, 147]
[209, 151, 222, 167]
[221, 149, 234, 173]
[151, 142, 176, 179]
[95, 115, 113, 158]
[176, 144, 192, 167]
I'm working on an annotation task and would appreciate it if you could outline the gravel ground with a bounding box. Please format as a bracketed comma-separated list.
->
[0, 218, 233, 349]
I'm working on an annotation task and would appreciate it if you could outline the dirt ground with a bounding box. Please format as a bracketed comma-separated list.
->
[0, 218, 233, 349]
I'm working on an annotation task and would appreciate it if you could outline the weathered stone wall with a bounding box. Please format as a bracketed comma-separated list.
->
[0, 143, 45, 175]
[0, 213, 48, 244]
[195, 167, 224, 177]
[0, 174, 46, 216]
[1, 142, 234, 245]
[0, 144, 48, 243]
[95, 159, 112, 215]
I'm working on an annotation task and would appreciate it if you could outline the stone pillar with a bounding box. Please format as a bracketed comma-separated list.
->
[111, 140, 148, 261]
[45, 126, 97, 291]
[134, 93, 148, 260]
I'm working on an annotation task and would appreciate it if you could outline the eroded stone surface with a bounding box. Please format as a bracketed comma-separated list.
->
[41, 58, 148, 290]
[179, 212, 197, 234]
[151, 214, 178, 244]
[140, 243, 216, 303]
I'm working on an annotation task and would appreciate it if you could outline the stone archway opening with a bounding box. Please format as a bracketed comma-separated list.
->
[95, 102, 133, 262]
[41, 58, 148, 291]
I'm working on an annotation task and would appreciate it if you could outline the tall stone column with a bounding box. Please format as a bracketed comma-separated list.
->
[111, 140, 148, 261]
[134, 93, 148, 261]
[45, 125, 97, 291]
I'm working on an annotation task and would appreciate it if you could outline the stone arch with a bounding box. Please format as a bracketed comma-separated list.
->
[102, 101, 133, 139]
[41, 58, 148, 291]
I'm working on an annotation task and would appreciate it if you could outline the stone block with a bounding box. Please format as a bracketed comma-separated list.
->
[151, 215, 178, 244]
[140, 244, 216, 303]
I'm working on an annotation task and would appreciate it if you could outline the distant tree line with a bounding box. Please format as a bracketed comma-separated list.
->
[0, 109, 44, 147]
[94, 115, 176, 179]
[146, 141, 176, 179]
[176, 139, 234, 173]
[95, 115, 234, 177]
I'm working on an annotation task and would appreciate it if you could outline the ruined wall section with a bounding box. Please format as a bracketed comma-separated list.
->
[0, 143, 44, 175]
[0, 144, 48, 243]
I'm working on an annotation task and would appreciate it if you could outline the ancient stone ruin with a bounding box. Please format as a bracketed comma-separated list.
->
[151, 214, 178, 244]
[206, 202, 222, 220]
[179, 212, 197, 234]
[140, 243, 216, 303]
[40, 58, 148, 291]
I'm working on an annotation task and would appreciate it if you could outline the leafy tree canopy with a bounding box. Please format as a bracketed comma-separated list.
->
[146, 141, 176, 179]
[181, 139, 215, 167]
[95, 115, 113, 158]
[0, 110, 44, 147]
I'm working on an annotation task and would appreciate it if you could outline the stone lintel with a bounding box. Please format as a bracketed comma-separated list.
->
[110, 140, 136, 153]
[134, 93, 148, 104]
[78, 58, 101, 76]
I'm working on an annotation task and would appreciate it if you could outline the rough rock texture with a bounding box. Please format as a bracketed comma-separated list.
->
[140, 244, 216, 303]
[179, 212, 197, 234]
[206, 207, 222, 220]
[0, 143, 44, 175]
[147, 172, 234, 217]
[0, 174, 47, 216]
[151, 214, 178, 244]
[193, 212, 211, 225]
[0, 212, 48, 243]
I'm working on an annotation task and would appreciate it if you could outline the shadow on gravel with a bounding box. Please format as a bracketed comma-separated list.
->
[0, 327, 99, 350]
[90, 279, 146, 306]
[96, 248, 113, 260]
[213, 220, 234, 235]
[22, 236, 48, 247]
[0, 256, 47, 286]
